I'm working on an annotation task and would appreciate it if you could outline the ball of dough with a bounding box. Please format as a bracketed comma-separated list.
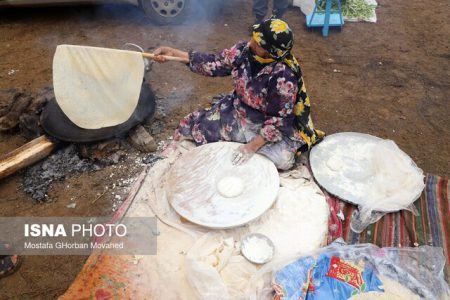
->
[326, 156, 344, 171]
[217, 176, 244, 198]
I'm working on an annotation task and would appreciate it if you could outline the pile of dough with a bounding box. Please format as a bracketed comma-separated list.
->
[217, 176, 244, 198]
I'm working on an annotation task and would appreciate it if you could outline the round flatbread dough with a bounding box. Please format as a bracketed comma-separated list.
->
[53, 45, 145, 129]
[217, 176, 244, 198]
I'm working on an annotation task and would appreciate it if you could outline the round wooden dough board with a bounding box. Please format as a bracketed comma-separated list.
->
[166, 142, 280, 229]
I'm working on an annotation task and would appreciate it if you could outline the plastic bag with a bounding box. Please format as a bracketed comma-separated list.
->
[185, 232, 235, 300]
[273, 243, 450, 300]
[293, 0, 316, 15]
[350, 139, 425, 233]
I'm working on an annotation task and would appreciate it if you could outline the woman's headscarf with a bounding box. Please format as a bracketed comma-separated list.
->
[251, 18, 324, 149]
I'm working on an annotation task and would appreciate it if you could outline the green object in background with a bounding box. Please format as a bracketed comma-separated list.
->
[341, 0, 376, 19]
[316, 0, 376, 20]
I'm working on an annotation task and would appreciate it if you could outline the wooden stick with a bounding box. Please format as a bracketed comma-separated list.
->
[0, 135, 56, 180]
[142, 52, 187, 62]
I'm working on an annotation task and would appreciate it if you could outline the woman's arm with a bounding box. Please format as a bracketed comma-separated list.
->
[152, 47, 189, 64]
[154, 42, 247, 77]
[189, 42, 247, 77]
[246, 135, 266, 152]
[232, 135, 266, 166]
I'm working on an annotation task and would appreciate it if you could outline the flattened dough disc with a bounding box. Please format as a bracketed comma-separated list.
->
[53, 45, 145, 129]
[310, 132, 424, 212]
[166, 142, 280, 229]
[310, 132, 381, 206]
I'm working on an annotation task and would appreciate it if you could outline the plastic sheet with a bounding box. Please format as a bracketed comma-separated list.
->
[293, 0, 316, 15]
[185, 232, 235, 299]
[273, 242, 450, 300]
[350, 140, 425, 232]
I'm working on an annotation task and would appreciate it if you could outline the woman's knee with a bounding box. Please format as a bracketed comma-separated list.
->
[273, 154, 295, 170]
[259, 148, 295, 170]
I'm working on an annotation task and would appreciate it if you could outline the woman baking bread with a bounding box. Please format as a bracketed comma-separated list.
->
[153, 18, 323, 170]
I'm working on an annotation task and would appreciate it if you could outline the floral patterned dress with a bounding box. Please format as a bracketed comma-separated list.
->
[174, 41, 306, 170]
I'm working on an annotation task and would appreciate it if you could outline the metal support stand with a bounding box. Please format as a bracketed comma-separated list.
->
[306, 0, 344, 37]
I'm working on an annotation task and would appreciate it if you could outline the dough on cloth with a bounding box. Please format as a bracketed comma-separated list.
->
[53, 45, 145, 129]
[217, 176, 244, 198]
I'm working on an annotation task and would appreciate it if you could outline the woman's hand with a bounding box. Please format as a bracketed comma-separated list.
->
[232, 135, 266, 166]
[153, 46, 189, 63]
[232, 144, 255, 166]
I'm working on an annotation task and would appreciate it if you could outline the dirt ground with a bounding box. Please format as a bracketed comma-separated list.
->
[0, 0, 449, 298]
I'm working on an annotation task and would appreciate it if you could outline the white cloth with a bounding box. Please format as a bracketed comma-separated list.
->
[293, 0, 315, 15]
[124, 142, 329, 299]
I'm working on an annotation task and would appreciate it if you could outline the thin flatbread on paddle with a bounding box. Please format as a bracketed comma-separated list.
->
[53, 45, 145, 129]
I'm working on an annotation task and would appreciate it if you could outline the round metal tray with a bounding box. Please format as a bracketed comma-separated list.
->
[241, 233, 275, 264]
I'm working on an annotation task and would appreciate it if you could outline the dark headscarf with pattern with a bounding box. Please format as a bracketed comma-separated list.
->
[252, 18, 324, 148]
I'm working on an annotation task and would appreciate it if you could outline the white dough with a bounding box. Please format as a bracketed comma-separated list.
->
[241, 235, 273, 263]
[349, 275, 420, 300]
[250, 185, 329, 258]
[326, 156, 344, 171]
[217, 176, 244, 198]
